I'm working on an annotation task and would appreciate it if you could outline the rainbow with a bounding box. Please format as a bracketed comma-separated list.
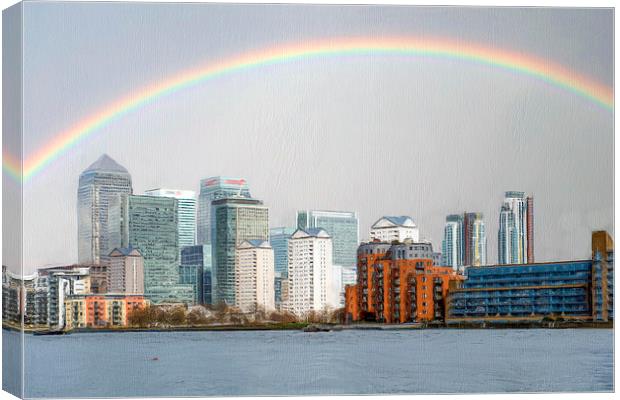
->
[3, 36, 613, 182]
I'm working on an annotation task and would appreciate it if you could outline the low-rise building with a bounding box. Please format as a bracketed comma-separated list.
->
[370, 216, 419, 243]
[65, 294, 148, 329]
[445, 231, 613, 324]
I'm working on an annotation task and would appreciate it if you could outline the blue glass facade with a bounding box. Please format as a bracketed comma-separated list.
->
[180, 244, 212, 305]
[447, 256, 614, 322]
[269, 227, 295, 277]
[296, 210, 358, 269]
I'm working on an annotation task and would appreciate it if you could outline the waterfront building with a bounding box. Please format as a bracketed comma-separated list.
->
[270, 227, 296, 277]
[197, 177, 251, 245]
[144, 189, 197, 253]
[77, 154, 132, 265]
[108, 246, 144, 294]
[442, 214, 464, 271]
[235, 240, 275, 313]
[446, 231, 613, 324]
[181, 244, 213, 305]
[498, 191, 534, 264]
[297, 210, 359, 271]
[64, 294, 147, 329]
[109, 194, 193, 304]
[36, 266, 91, 330]
[211, 196, 269, 305]
[1, 267, 46, 327]
[286, 228, 335, 317]
[369, 216, 419, 243]
[346, 241, 463, 323]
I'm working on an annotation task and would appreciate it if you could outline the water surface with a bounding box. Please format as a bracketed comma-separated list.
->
[2, 328, 613, 398]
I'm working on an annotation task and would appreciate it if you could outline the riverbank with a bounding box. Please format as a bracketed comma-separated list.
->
[3, 319, 612, 335]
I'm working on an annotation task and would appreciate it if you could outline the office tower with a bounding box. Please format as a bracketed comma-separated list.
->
[181, 244, 213, 305]
[108, 246, 144, 294]
[370, 216, 419, 243]
[296, 210, 359, 271]
[235, 240, 275, 313]
[498, 191, 533, 265]
[270, 227, 296, 277]
[286, 228, 334, 317]
[464, 212, 487, 267]
[77, 154, 132, 265]
[197, 177, 251, 245]
[442, 214, 464, 271]
[211, 196, 269, 305]
[144, 189, 197, 252]
[108, 194, 193, 304]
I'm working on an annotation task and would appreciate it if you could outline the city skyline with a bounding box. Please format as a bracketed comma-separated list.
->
[5, 4, 613, 273]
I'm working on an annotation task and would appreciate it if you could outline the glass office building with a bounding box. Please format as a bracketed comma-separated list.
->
[77, 154, 132, 265]
[181, 244, 213, 305]
[197, 177, 251, 245]
[212, 197, 269, 305]
[144, 189, 197, 253]
[269, 227, 295, 277]
[296, 210, 359, 269]
[109, 194, 193, 304]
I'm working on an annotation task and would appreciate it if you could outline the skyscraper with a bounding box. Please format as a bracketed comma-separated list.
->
[211, 196, 269, 305]
[526, 196, 535, 263]
[464, 212, 487, 267]
[442, 214, 463, 271]
[197, 177, 251, 245]
[498, 191, 534, 265]
[181, 244, 212, 305]
[270, 226, 295, 276]
[77, 154, 132, 265]
[443, 212, 487, 270]
[144, 188, 197, 252]
[296, 210, 359, 269]
[108, 194, 193, 304]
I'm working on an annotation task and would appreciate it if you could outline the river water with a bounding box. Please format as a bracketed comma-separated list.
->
[2, 328, 613, 398]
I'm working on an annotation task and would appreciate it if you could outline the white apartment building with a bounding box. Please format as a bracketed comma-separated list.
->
[370, 216, 419, 243]
[286, 228, 335, 317]
[235, 240, 275, 313]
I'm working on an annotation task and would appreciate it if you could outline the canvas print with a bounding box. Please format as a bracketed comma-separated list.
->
[1, 1, 614, 398]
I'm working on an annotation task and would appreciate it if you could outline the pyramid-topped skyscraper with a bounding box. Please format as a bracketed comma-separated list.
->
[77, 154, 132, 265]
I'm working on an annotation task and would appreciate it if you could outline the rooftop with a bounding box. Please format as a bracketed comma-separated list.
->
[82, 154, 129, 174]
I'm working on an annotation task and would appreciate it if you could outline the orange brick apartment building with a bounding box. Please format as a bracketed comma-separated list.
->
[345, 240, 464, 323]
[65, 294, 148, 329]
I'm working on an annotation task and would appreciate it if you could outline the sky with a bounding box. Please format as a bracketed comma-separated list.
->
[3, 3, 613, 273]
